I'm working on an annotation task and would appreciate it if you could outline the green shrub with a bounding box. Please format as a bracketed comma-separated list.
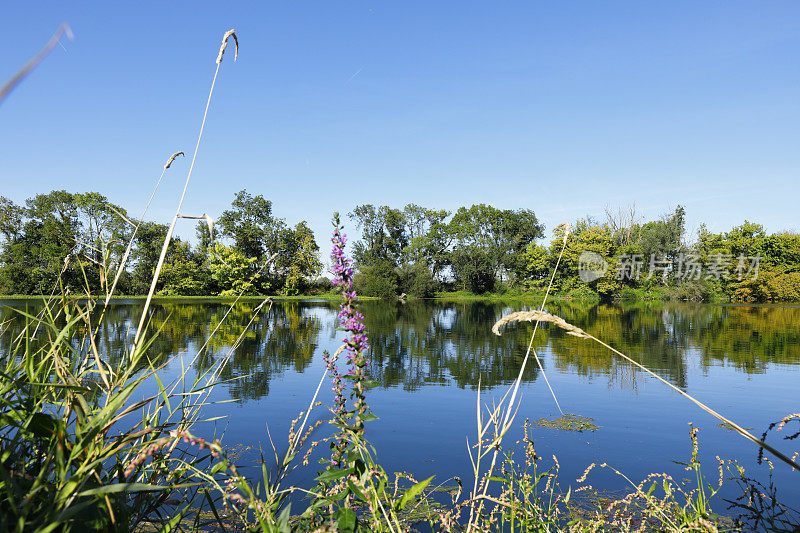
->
[354, 261, 399, 299]
[731, 265, 800, 301]
[619, 286, 639, 301]
[566, 283, 599, 300]
[397, 263, 438, 298]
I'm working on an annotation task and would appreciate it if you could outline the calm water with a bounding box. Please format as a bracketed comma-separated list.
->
[2, 299, 799, 512]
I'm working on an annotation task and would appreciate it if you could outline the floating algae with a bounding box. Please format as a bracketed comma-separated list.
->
[535, 413, 600, 432]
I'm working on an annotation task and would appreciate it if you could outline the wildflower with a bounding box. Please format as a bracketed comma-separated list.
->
[327, 213, 372, 464]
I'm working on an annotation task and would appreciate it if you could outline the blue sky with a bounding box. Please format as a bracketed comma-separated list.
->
[2, 1, 799, 264]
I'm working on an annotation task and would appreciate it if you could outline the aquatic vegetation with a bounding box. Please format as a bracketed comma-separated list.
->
[534, 413, 600, 432]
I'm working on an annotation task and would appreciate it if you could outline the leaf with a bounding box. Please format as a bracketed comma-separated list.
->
[347, 479, 368, 502]
[360, 413, 379, 422]
[276, 503, 292, 533]
[78, 483, 165, 496]
[152, 370, 171, 413]
[203, 491, 225, 529]
[335, 508, 357, 533]
[396, 476, 433, 511]
[315, 467, 354, 483]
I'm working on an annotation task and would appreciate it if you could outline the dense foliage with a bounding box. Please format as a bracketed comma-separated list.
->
[1, 194, 798, 301]
[346, 203, 800, 302]
[0, 190, 322, 297]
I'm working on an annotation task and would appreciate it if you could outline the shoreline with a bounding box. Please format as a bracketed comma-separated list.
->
[1, 292, 797, 304]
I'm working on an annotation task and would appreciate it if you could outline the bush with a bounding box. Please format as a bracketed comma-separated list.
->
[619, 286, 638, 301]
[730, 265, 800, 302]
[354, 261, 399, 299]
[566, 283, 599, 301]
[618, 285, 670, 301]
[669, 279, 721, 301]
[309, 276, 333, 294]
[396, 263, 438, 298]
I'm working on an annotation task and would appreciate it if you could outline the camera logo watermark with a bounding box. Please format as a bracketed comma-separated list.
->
[578, 251, 609, 283]
[577, 252, 760, 283]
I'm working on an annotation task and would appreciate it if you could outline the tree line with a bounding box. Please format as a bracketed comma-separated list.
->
[0, 190, 321, 296]
[1, 192, 798, 301]
[346, 203, 800, 302]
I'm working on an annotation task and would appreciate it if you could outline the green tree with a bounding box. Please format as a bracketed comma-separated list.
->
[131, 221, 169, 294]
[0, 197, 24, 245]
[279, 221, 322, 295]
[72, 192, 131, 293]
[1, 191, 80, 293]
[637, 205, 685, 267]
[522, 243, 550, 286]
[450, 246, 496, 294]
[0, 197, 28, 293]
[354, 260, 399, 299]
[158, 240, 211, 295]
[195, 218, 218, 251]
[396, 263, 438, 298]
[401, 204, 451, 273]
[448, 204, 543, 285]
[549, 220, 619, 297]
[207, 243, 261, 297]
[349, 205, 407, 267]
[218, 190, 287, 291]
[218, 190, 285, 262]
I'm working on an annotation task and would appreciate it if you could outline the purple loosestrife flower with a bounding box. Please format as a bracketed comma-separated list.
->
[329, 213, 371, 447]
[330, 215, 369, 362]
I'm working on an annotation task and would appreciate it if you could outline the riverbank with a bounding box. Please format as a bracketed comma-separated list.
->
[0, 288, 794, 303]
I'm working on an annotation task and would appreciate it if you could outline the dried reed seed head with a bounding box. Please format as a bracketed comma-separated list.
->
[217, 29, 238, 64]
[201, 213, 214, 238]
[164, 151, 184, 169]
[254, 297, 272, 312]
[555, 222, 571, 246]
[330, 344, 347, 364]
[491, 310, 589, 339]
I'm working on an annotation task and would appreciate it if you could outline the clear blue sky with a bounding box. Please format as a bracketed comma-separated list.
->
[2, 1, 799, 264]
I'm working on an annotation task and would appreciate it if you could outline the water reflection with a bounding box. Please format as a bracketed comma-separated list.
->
[2, 299, 799, 402]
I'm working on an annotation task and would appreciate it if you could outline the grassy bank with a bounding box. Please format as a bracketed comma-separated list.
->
[0, 289, 767, 304]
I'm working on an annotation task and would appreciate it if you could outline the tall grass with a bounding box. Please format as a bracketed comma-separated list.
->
[0, 284, 228, 530]
[133, 30, 238, 350]
[0, 23, 73, 104]
[0, 27, 246, 532]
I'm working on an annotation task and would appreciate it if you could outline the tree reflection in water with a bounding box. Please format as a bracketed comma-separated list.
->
[1, 299, 799, 402]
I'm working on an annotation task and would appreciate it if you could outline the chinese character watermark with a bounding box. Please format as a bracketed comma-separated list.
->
[578, 251, 761, 283]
